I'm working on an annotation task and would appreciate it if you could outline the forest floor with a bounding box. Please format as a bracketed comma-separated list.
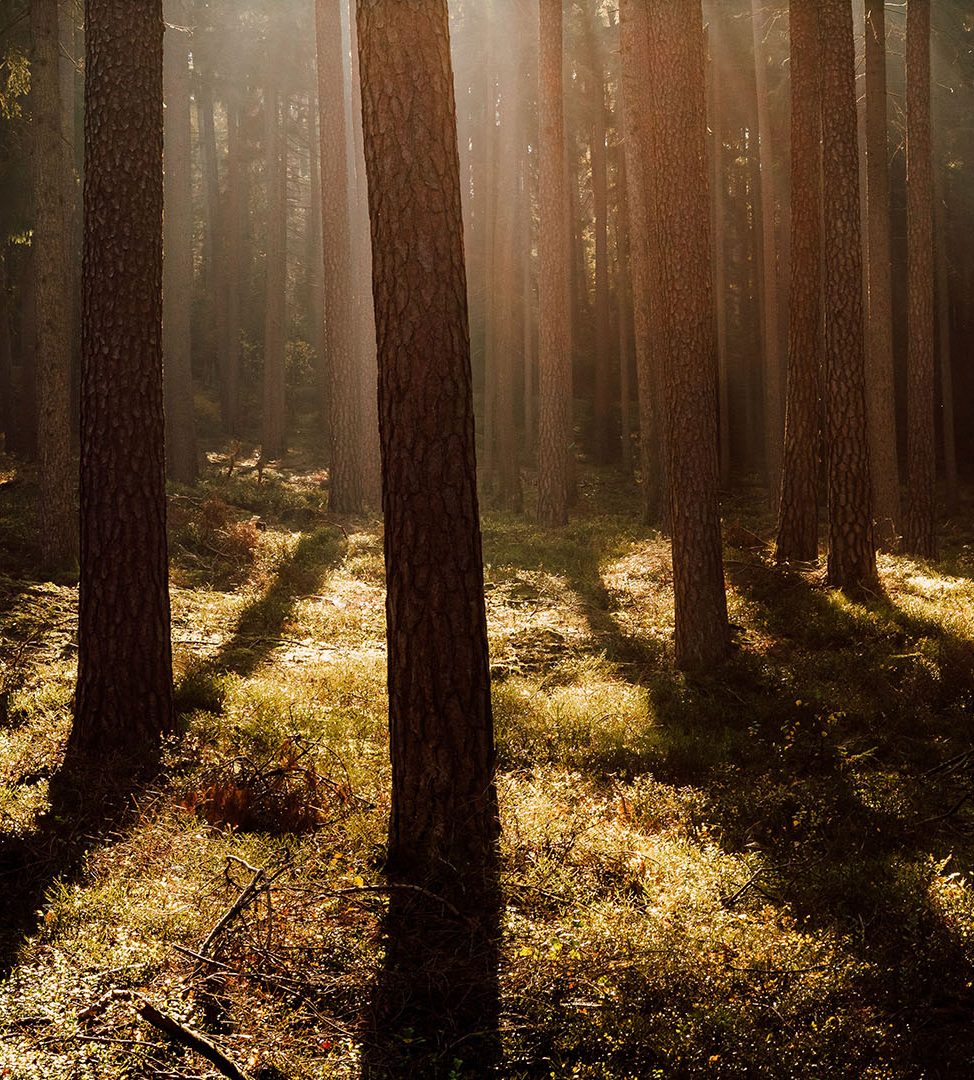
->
[1, 444, 974, 1078]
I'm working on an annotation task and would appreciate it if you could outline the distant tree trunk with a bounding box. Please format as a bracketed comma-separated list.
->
[905, 0, 936, 558]
[521, 164, 536, 457]
[73, 0, 174, 759]
[647, 0, 729, 672]
[356, 0, 500, 1060]
[317, 0, 367, 512]
[163, 1, 198, 484]
[863, 0, 901, 549]
[30, 0, 76, 570]
[751, 0, 783, 500]
[615, 155, 633, 477]
[819, 0, 877, 593]
[936, 180, 958, 516]
[775, 0, 822, 563]
[305, 93, 324, 386]
[537, 0, 573, 526]
[261, 76, 287, 460]
[0, 253, 11, 445]
[195, 38, 221, 385]
[218, 90, 244, 435]
[708, 32, 731, 488]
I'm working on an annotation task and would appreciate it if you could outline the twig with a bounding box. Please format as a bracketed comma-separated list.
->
[912, 792, 972, 829]
[135, 996, 254, 1080]
[327, 882, 463, 920]
[196, 866, 266, 972]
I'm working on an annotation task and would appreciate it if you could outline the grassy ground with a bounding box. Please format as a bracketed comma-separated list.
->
[1, 449, 974, 1078]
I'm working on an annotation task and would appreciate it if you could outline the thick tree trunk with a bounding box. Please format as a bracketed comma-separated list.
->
[647, 0, 729, 672]
[820, 0, 877, 593]
[356, 0, 500, 1062]
[537, 0, 573, 526]
[864, 0, 901, 549]
[261, 77, 287, 460]
[73, 0, 174, 759]
[775, 0, 822, 563]
[163, 0, 198, 484]
[30, 0, 76, 570]
[905, 0, 936, 558]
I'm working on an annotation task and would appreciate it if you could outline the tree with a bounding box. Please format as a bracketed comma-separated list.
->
[775, 0, 822, 563]
[819, 0, 877, 594]
[537, 0, 573, 526]
[71, 0, 174, 759]
[29, 0, 75, 569]
[647, 0, 729, 671]
[863, 0, 900, 549]
[905, 0, 936, 558]
[356, 0, 500, 1059]
[163, 0, 198, 483]
[261, 65, 287, 460]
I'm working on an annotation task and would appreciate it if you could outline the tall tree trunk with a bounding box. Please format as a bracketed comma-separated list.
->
[537, 0, 573, 526]
[30, 0, 76, 570]
[218, 89, 244, 435]
[163, 0, 198, 483]
[521, 157, 536, 457]
[615, 154, 633, 477]
[905, 0, 936, 558]
[820, 0, 877, 593]
[863, 0, 901, 549]
[306, 92, 324, 386]
[0, 253, 12, 446]
[195, 37, 220, 386]
[751, 0, 783, 499]
[936, 178, 958, 516]
[775, 0, 822, 563]
[647, 0, 729, 672]
[261, 76, 287, 460]
[73, 0, 174, 759]
[356, 0, 500, 1062]
[708, 29, 731, 489]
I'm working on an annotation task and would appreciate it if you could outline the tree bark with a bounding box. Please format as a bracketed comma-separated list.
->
[775, 0, 822, 563]
[647, 0, 729, 672]
[30, 0, 76, 570]
[936, 176, 958, 516]
[708, 28, 731, 489]
[820, 0, 877, 593]
[73, 0, 174, 759]
[863, 0, 901, 549]
[905, 0, 936, 558]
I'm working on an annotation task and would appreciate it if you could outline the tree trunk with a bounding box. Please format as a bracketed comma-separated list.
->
[73, 0, 174, 759]
[261, 75, 287, 460]
[863, 0, 901, 549]
[647, 0, 729, 672]
[820, 0, 877, 593]
[708, 29, 731, 489]
[30, 0, 76, 570]
[537, 0, 573, 527]
[775, 0, 822, 563]
[905, 0, 936, 558]
[356, 0, 500, 1062]
[0, 253, 12, 446]
[936, 177, 958, 516]
[218, 89, 244, 435]
[163, 0, 198, 484]
[195, 36, 221, 386]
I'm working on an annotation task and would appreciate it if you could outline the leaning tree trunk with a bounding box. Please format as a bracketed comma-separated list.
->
[647, 0, 729, 672]
[775, 0, 823, 563]
[30, 0, 76, 570]
[72, 0, 174, 759]
[905, 0, 936, 558]
[819, 0, 877, 594]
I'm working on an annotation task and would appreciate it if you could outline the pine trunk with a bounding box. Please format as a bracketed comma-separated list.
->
[261, 77, 287, 460]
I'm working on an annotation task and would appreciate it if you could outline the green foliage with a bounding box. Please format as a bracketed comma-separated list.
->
[0, 46, 29, 120]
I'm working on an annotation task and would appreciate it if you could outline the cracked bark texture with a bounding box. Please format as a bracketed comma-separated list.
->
[72, 0, 174, 758]
[820, 0, 877, 594]
[30, 0, 76, 569]
[776, 0, 822, 563]
[864, 0, 901, 549]
[905, 0, 936, 558]
[356, 0, 500, 1062]
[646, 0, 729, 672]
[537, 0, 573, 526]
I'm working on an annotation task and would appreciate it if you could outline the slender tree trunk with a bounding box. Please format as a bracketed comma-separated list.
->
[261, 77, 287, 460]
[30, 0, 76, 570]
[537, 0, 573, 526]
[163, 0, 198, 483]
[708, 31, 731, 489]
[195, 41, 220, 386]
[0, 253, 12, 446]
[775, 0, 822, 563]
[820, 0, 877, 593]
[73, 0, 174, 759]
[936, 179, 958, 516]
[647, 0, 729, 672]
[521, 157, 536, 457]
[864, 0, 901, 549]
[905, 0, 936, 558]
[218, 90, 244, 435]
[356, 0, 500, 1062]
[306, 93, 324, 384]
[615, 155, 633, 478]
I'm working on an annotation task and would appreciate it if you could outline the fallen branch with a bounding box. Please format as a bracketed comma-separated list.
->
[195, 864, 266, 975]
[136, 996, 254, 1080]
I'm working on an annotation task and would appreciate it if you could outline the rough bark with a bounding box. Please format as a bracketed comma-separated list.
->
[163, 0, 198, 484]
[30, 0, 76, 570]
[73, 0, 174, 759]
[356, 0, 500, 1063]
[864, 0, 901, 549]
[819, 0, 878, 593]
[905, 0, 936, 558]
[708, 30, 731, 488]
[647, 0, 729, 672]
[775, 0, 822, 563]
[537, 0, 573, 526]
